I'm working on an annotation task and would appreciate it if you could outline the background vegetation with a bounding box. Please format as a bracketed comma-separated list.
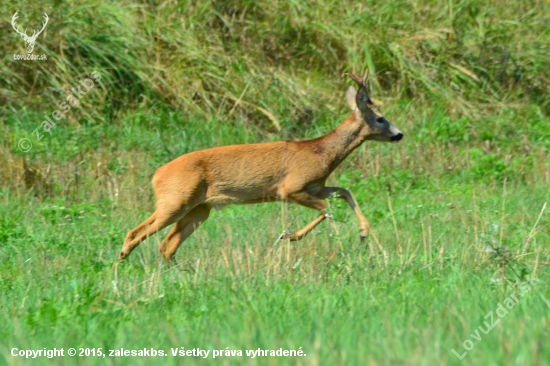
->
[1, 0, 549, 365]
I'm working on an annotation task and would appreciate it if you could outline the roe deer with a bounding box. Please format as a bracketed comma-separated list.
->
[119, 70, 403, 263]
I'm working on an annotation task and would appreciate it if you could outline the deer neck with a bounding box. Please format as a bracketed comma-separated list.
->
[319, 111, 369, 170]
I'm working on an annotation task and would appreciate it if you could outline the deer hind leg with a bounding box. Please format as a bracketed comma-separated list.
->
[119, 182, 207, 260]
[280, 191, 329, 241]
[158, 204, 211, 264]
[118, 207, 186, 260]
[318, 186, 370, 240]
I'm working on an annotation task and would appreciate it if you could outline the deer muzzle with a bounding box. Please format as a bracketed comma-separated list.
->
[391, 132, 404, 143]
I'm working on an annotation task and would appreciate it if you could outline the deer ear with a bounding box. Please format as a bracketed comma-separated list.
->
[346, 86, 357, 110]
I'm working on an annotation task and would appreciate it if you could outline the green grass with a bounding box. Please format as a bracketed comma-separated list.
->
[1, 0, 550, 365]
[1, 176, 549, 365]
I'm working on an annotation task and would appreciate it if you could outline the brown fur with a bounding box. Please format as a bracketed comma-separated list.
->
[119, 73, 403, 263]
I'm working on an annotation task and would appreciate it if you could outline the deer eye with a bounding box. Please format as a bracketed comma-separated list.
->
[375, 117, 385, 124]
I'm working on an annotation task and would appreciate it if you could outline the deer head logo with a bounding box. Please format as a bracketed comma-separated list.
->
[11, 11, 49, 54]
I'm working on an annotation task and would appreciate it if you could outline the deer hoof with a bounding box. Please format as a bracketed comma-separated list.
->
[279, 232, 295, 240]
[164, 258, 177, 267]
[359, 234, 367, 241]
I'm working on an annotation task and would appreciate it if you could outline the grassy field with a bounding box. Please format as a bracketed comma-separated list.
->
[1, 0, 550, 365]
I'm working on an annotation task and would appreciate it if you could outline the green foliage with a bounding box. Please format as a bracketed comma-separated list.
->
[0, 220, 24, 243]
[467, 148, 510, 181]
[1, 0, 549, 365]
[2, 0, 549, 124]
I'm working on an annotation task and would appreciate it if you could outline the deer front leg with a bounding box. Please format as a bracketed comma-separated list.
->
[280, 191, 329, 241]
[281, 213, 328, 241]
[318, 187, 371, 240]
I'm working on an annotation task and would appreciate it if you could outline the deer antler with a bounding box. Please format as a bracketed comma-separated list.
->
[346, 68, 369, 88]
[11, 12, 48, 40]
[32, 13, 49, 39]
[11, 11, 49, 53]
[11, 11, 28, 39]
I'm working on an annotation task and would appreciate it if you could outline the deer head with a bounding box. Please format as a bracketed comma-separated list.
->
[11, 11, 49, 54]
[346, 69, 403, 143]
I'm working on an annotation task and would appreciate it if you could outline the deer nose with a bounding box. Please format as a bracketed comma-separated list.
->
[391, 133, 403, 142]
